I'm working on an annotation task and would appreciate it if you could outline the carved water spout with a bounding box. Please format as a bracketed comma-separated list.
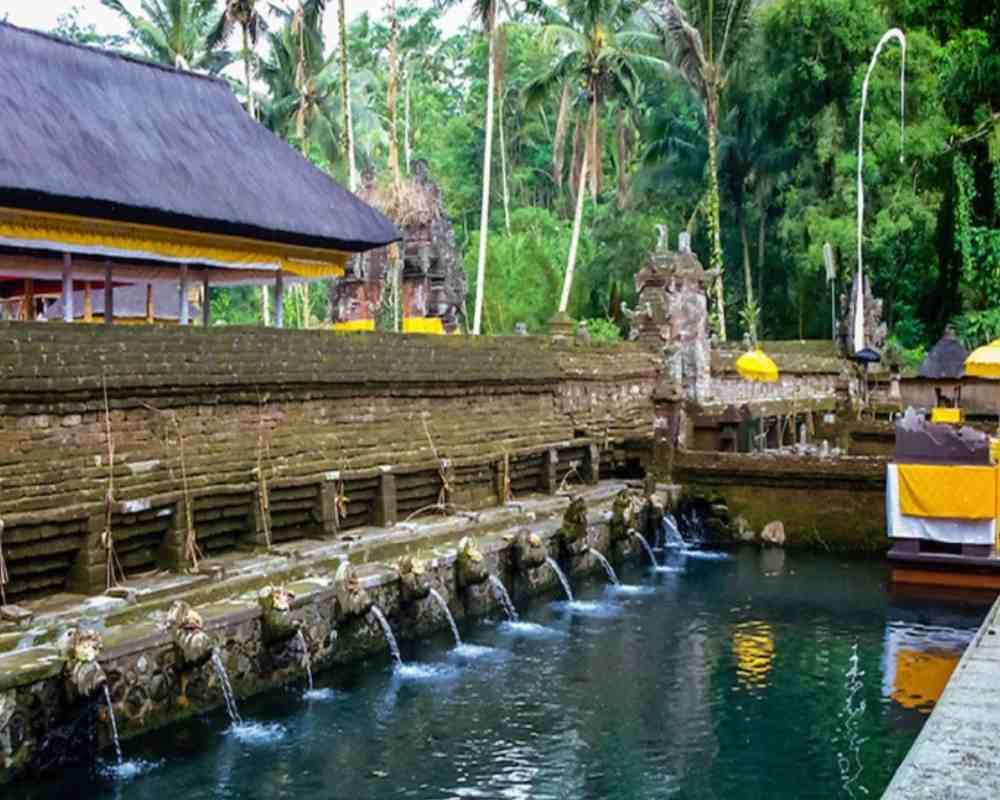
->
[396, 555, 431, 605]
[258, 585, 299, 644]
[60, 628, 106, 700]
[455, 537, 489, 589]
[610, 489, 644, 545]
[334, 562, 372, 620]
[511, 529, 548, 571]
[166, 601, 214, 668]
[556, 497, 589, 559]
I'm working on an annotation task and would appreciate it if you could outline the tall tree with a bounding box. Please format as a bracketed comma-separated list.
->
[338, 0, 358, 191]
[658, 0, 754, 341]
[101, 0, 230, 71]
[472, 0, 500, 335]
[526, 0, 662, 316]
[209, 0, 268, 119]
[386, 0, 402, 188]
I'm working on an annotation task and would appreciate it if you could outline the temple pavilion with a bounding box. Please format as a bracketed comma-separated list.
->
[0, 22, 399, 326]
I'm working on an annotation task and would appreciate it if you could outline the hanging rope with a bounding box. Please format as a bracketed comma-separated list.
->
[422, 415, 453, 510]
[332, 480, 349, 531]
[255, 393, 273, 549]
[102, 375, 125, 590]
[500, 451, 513, 505]
[0, 518, 8, 606]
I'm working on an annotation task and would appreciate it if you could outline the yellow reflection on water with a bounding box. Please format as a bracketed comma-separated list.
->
[890, 648, 960, 713]
[733, 621, 775, 688]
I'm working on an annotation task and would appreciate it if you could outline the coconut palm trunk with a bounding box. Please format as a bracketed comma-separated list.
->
[472, 2, 497, 335]
[338, 0, 357, 191]
[242, 25, 256, 119]
[705, 99, 726, 339]
[560, 101, 596, 313]
[387, 0, 401, 188]
[498, 87, 511, 235]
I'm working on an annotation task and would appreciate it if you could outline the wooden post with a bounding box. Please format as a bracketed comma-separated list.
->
[202, 277, 210, 326]
[274, 272, 284, 328]
[22, 279, 33, 321]
[83, 282, 93, 322]
[179, 264, 189, 326]
[61, 253, 73, 322]
[104, 261, 113, 325]
[145, 283, 154, 323]
[374, 469, 397, 527]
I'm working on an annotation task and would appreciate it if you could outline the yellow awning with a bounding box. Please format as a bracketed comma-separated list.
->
[898, 463, 998, 520]
[965, 339, 1000, 378]
[735, 348, 779, 383]
[0, 206, 347, 277]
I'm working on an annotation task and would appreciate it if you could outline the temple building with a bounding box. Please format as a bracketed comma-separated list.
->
[0, 22, 398, 326]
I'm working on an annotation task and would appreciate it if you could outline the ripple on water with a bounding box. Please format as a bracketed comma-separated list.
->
[228, 722, 287, 744]
[303, 688, 336, 702]
[99, 759, 162, 782]
[499, 621, 563, 638]
[450, 643, 503, 661]
[395, 663, 461, 682]
[684, 550, 731, 561]
[553, 600, 623, 618]
[611, 584, 656, 597]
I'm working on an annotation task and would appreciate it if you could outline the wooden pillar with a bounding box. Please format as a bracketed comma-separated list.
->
[83, 282, 93, 322]
[104, 261, 113, 325]
[202, 277, 211, 326]
[22, 279, 34, 321]
[61, 252, 73, 322]
[540, 448, 559, 494]
[374, 470, 397, 527]
[274, 272, 284, 328]
[145, 283, 154, 323]
[179, 264, 189, 326]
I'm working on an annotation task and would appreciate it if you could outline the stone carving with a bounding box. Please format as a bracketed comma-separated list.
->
[655, 224, 669, 253]
[761, 521, 786, 547]
[0, 690, 15, 758]
[557, 496, 590, 559]
[59, 628, 106, 700]
[610, 489, 644, 544]
[455, 537, 489, 589]
[258, 585, 299, 644]
[396, 555, 431, 605]
[511, 529, 548, 571]
[166, 601, 214, 668]
[839, 271, 887, 356]
[334, 562, 372, 620]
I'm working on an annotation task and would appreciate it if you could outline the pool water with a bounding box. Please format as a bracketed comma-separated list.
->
[22, 547, 992, 799]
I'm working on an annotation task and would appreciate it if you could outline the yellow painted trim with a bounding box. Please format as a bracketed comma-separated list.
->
[401, 317, 445, 335]
[0, 207, 347, 276]
[931, 407, 963, 424]
[333, 319, 376, 332]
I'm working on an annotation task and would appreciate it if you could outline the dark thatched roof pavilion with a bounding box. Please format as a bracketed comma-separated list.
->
[0, 22, 399, 257]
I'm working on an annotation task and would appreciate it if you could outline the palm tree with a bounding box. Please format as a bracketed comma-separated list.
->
[209, 0, 268, 119]
[337, 0, 358, 191]
[386, 0, 402, 188]
[526, 0, 662, 316]
[657, 0, 754, 341]
[471, 0, 499, 335]
[101, 0, 231, 72]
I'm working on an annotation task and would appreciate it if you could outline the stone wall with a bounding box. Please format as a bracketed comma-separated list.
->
[0, 323, 657, 600]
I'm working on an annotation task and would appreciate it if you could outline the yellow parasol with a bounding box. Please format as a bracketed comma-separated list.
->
[964, 339, 1000, 379]
[736, 348, 780, 383]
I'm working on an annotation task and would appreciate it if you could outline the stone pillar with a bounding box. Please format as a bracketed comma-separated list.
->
[374, 469, 397, 527]
[61, 253, 74, 322]
[319, 474, 340, 535]
[160, 500, 191, 570]
[540, 448, 558, 494]
[583, 443, 600, 484]
[66, 513, 108, 594]
[104, 261, 114, 326]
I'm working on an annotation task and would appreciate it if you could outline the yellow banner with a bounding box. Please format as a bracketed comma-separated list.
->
[898, 463, 998, 520]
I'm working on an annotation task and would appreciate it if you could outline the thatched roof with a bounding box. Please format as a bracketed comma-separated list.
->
[919, 332, 968, 380]
[0, 23, 399, 253]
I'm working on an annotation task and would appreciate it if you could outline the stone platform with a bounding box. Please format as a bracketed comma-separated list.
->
[884, 595, 1000, 798]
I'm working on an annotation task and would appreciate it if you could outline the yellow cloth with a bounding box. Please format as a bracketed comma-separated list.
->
[930, 407, 963, 424]
[965, 338, 1000, 378]
[332, 319, 375, 332]
[898, 463, 998, 520]
[735, 348, 779, 383]
[402, 317, 445, 335]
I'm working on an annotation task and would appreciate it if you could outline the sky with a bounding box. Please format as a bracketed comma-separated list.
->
[1, 0, 469, 47]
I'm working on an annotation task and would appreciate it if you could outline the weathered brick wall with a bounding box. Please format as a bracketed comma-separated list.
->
[0, 323, 658, 599]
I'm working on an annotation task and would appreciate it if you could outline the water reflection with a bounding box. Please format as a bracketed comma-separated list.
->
[882, 621, 973, 713]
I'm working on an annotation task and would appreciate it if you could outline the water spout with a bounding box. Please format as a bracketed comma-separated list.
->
[210, 650, 242, 726]
[370, 605, 403, 669]
[545, 556, 574, 602]
[295, 629, 313, 693]
[855, 28, 906, 353]
[588, 548, 620, 586]
[488, 575, 519, 622]
[662, 513, 685, 548]
[631, 530, 657, 567]
[102, 685, 123, 766]
[429, 588, 461, 648]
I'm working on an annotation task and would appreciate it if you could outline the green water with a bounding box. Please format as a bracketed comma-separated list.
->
[22, 547, 992, 799]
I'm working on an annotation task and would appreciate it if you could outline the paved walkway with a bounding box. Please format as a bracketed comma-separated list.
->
[884, 596, 1000, 798]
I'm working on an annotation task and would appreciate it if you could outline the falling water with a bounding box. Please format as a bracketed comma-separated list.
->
[102, 684, 123, 766]
[488, 574, 519, 622]
[662, 513, 685, 548]
[855, 28, 906, 353]
[631, 530, 657, 567]
[370, 605, 403, 668]
[295, 629, 313, 693]
[588, 548, 621, 586]
[429, 588, 462, 648]
[211, 650, 243, 726]
[544, 556, 574, 602]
